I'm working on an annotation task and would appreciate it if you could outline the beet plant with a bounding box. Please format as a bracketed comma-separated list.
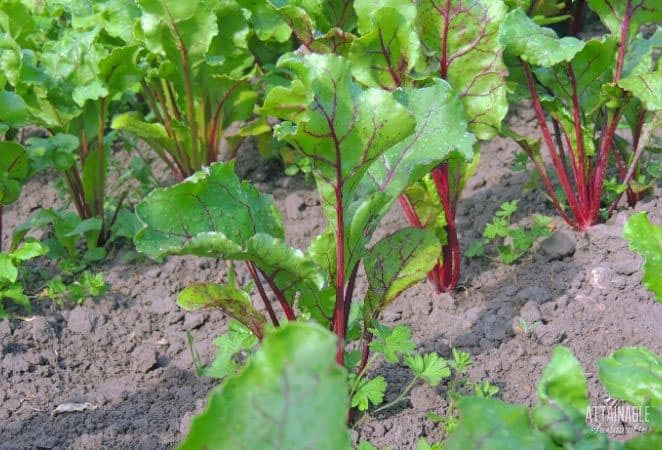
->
[266, 0, 509, 292]
[111, 0, 268, 179]
[0, 0, 142, 252]
[134, 54, 471, 424]
[500, 2, 661, 230]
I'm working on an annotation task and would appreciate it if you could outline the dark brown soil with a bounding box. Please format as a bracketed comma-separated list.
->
[1, 111, 660, 450]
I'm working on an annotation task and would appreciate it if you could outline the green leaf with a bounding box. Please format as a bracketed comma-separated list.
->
[1, 283, 30, 308]
[405, 352, 451, 386]
[535, 38, 617, 116]
[417, 0, 509, 139]
[352, 375, 388, 411]
[136, 0, 218, 77]
[363, 80, 476, 214]
[619, 70, 662, 111]
[135, 162, 283, 261]
[626, 432, 662, 450]
[369, 323, 416, 363]
[0, 91, 30, 126]
[177, 283, 267, 339]
[598, 347, 662, 429]
[11, 241, 47, 261]
[500, 8, 584, 67]
[623, 211, 662, 301]
[237, 0, 292, 43]
[267, 0, 356, 53]
[271, 53, 415, 218]
[135, 162, 321, 301]
[111, 112, 177, 156]
[363, 227, 441, 317]
[204, 321, 259, 379]
[587, 0, 661, 38]
[0, 253, 18, 283]
[0, 141, 28, 206]
[444, 397, 557, 450]
[178, 322, 352, 450]
[349, 3, 420, 90]
[538, 346, 589, 415]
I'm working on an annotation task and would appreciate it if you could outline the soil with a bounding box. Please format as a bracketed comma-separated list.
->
[1, 108, 660, 450]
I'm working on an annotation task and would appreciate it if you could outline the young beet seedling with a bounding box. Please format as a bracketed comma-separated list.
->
[269, 0, 509, 292]
[500, 2, 661, 230]
[135, 54, 471, 394]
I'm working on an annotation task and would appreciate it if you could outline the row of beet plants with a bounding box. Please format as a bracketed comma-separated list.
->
[127, 0, 661, 448]
[0, 0, 659, 448]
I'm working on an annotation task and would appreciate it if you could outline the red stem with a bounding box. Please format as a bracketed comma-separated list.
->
[262, 271, 297, 321]
[398, 195, 442, 289]
[246, 262, 279, 327]
[333, 182, 346, 365]
[431, 164, 460, 291]
[566, 65, 589, 208]
[522, 62, 587, 228]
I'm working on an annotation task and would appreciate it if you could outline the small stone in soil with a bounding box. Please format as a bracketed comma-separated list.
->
[519, 301, 542, 323]
[533, 325, 567, 346]
[284, 192, 306, 219]
[132, 345, 158, 373]
[540, 231, 576, 261]
[67, 306, 100, 334]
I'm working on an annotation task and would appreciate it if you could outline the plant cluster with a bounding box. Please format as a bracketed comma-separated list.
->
[0, 1, 660, 449]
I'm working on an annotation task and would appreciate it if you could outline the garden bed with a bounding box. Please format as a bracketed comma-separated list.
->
[1, 118, 659, 449]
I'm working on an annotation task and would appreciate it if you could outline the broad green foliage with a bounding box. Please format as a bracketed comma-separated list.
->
[587, 0, 660, 38]
[135, 162, 283, 259]
[1, 1, 143, 248]
[349, 1, 420, 90]
[113, 0, 261, 177]
[445, 346, 662, 449]
[179, 322, 352, 450]
[0, 142, 28, 207]
[135, 162, 321, 303]
[0, 240, 47, 318]
[12, 208, 107, 269]
[272, 53, 415, 211]
[416, 0, 509, 140]
[623, 211, 662, 301]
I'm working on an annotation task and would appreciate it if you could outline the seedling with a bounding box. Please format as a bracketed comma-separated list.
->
[466, 200, 554, 264]
[0, 240, 47, 318]
[500, 3, 661, 230]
